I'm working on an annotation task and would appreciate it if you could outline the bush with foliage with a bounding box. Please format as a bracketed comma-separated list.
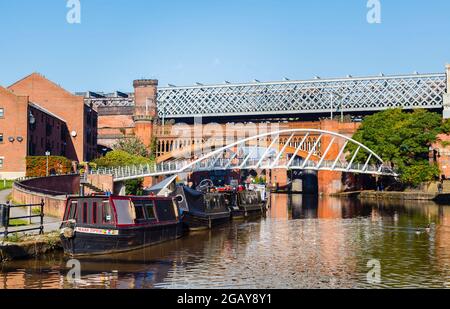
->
[93, 150, 154, 195]
[347, 109, 450, 187]
[93, 150, 153, 168]
[113, 137, 150, 158]
[253, 176, 267, 185]
[26, 156, 73, 177]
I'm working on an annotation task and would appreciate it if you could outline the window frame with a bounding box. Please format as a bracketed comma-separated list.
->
[145, 201, 157, 221]
[102, 201, 115, 225]
[0, 108, 4, 118]
[92, 202, 98, 225]
[133, 201, 147, 222]
[82, 202, 88, 224]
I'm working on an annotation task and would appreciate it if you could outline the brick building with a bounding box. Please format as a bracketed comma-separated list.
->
[0, 73, 97, 179]
[81, 80, 158, 150]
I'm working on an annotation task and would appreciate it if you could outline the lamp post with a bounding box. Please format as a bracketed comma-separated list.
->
[45, 151, 51, 177]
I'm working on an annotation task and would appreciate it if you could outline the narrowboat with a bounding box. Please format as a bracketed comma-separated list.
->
[219, 188, 267, 219]
[60, 195, 184, 256]
[174, 186, 231, 230]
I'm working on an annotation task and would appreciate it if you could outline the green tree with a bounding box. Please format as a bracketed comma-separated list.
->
[113, 137, 150, 158]
[348, 109, 447, 187]
[93, 150, 153, 168]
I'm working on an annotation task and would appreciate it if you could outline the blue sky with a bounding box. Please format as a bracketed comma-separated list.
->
[0, 0, 449, 92]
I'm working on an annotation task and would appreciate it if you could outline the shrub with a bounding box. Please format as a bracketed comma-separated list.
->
[26, 156, 73, 177]
[93, 150, 155, 196]
[93, 150, 153, 168]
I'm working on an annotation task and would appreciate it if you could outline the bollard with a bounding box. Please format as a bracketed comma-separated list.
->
[40, 199, 44, 235]
[0, 203, 10, 237]
[0, 204, 7, 228]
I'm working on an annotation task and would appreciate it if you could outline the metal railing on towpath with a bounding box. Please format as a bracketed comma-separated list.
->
[0, 200, 45, 239]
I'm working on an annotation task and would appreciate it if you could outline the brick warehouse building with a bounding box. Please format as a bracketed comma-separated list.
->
[0, 73, 97, 179]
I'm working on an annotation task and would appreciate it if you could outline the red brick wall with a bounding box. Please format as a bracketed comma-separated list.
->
[433, 134, 450, 179]
[28, 104, 72, 157]
[11, 175, 81, 218]
[18, 175, 80, 194]
[86, 174, 114, 193]
[12, 185, 67, 219]
[8, 73, 97, 161]
[0, 87, 28, 177]
[133, 80, 158, 147]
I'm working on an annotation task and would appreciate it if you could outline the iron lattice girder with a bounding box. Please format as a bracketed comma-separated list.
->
[157, 73, 447, 118]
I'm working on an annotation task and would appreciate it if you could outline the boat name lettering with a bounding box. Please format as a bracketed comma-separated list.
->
[75, 227, 119, 236]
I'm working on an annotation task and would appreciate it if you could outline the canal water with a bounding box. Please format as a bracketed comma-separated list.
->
[1, 194, 450, 289]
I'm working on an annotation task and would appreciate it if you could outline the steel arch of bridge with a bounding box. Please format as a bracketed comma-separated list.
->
[157, 73, 447, 118]
[92, 129, 397, 182]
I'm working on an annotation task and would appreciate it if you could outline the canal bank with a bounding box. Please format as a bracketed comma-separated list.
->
[1, 194, 450, 289]
[0, 232, 62, 263]
[332, 190, 450, 204]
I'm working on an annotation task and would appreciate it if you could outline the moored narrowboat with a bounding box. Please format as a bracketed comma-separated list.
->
[60, 195, 184, 256]
[174, 186, 231, 230]
[219, 188, 267, 219]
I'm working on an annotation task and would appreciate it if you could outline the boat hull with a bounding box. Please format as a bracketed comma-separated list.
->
[61, 222, 185, 257]
[231, 204, 266, 219]
[182, 212, 231, 230]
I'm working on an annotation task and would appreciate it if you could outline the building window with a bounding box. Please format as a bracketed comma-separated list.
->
[0, 133, 3, 143]
[0, 158, 4, 169]
[0, 108, 4, 118]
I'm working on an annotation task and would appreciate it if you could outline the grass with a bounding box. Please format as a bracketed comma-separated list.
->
[4, 233, 21, 243]
[3, 231, 60, 245]
[31, 208, 42, 215]
[0, 180, 14, 191]
[8, 219, 28, 227]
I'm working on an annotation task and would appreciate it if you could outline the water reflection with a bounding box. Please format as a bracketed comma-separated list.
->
[1, 194, 450, 289]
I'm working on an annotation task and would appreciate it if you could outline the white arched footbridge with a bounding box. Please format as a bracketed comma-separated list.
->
[91, 129, 398, 182]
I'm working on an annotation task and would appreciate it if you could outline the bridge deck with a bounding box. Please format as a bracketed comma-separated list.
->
[87, 73, 447, 119]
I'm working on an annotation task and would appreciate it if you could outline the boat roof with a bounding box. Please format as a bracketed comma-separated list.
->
[145, 175, 178, 196]
[67, 195, 172, 201]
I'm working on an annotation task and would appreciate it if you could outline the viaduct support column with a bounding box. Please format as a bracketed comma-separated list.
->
[318, 120, 345, 195]
[444, 64, 450, 119]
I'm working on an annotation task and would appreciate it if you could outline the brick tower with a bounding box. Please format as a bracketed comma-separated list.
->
[133, 79, 158, 148]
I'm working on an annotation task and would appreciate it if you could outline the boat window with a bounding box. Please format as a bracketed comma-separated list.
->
[92, 202, 97, 224]
[154, 199, 176, 222]
[82, 202, 88, 224]
[134, 202, 146, 221]
[102, 201, 115, 225]
[145, 202, 156, 220]
[114, 199, 134, 225]
[67, 200, 77, 220]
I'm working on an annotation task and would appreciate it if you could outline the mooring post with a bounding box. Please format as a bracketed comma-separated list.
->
[28, 203, 32, 225]
[40, 199, 44, 235]
[5, 201, 10, 239]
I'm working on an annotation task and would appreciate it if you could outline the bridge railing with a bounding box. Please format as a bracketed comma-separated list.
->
[89, 154, 397, 180]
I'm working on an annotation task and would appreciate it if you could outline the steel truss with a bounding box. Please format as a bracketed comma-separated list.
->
[91, 129, 397, 182]
[157, 73, 446, 118]
[85, 73, 446, 119]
